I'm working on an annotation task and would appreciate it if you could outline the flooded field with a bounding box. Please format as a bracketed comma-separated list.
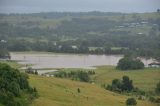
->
[11, 52, 155, 69]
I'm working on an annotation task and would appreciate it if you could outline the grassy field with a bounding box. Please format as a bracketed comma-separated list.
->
[92, 66, 160, 92]
[1, 61, 159, 105]
[29, 74, 155, 106]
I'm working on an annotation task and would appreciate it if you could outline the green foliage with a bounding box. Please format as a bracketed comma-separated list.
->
[106, 76, 134, 92]
[155, 82, 160, 94]
[149, 96, 160, 103]
[117, 57, 144, 70]
[54, 70, 95, 82]
[77, 88, 80, 93]
[122, 76, 134, 91]
[0, 63, 38, 106]
[126, 98, 137, 106]
[0, 49, 10, 59]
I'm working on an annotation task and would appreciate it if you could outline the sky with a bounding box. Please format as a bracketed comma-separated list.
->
[0, 0, 160, 13]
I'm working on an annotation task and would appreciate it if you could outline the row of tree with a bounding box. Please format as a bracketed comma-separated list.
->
[54, 70, 95, 82]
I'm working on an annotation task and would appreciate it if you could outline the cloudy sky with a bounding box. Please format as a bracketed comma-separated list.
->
[0, 0, 160, 13]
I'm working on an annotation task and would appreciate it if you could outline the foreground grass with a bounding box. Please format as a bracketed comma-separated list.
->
[29, 75, 155, 106]
[93, 66, 160, 92]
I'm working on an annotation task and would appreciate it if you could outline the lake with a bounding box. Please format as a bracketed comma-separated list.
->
[11, 52, 155, 69]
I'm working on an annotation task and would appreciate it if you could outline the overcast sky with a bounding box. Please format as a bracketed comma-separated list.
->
[0, 0, 160, 13]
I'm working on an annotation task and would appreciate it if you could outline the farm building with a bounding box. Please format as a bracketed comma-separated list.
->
[148, 63, 160, 68]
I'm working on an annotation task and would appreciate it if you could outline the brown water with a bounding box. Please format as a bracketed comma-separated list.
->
[11, 52, 155, 69]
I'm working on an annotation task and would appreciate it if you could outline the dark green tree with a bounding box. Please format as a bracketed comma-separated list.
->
[126, 98, 137, 106]
[122, 76, 134, 91]
[117, 57, 144, 70]
[155, 82, 160, 94]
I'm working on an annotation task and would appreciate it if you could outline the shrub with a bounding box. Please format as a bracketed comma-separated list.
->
[126, 98, 137, 106]
[155, 82, 160, 94]
[77, 88, 81, 93]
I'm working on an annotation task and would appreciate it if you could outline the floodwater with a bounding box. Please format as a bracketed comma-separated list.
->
[11, 52, 155, 69]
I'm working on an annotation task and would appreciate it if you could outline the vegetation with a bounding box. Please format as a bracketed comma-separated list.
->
[88, 66, 160, 92]
[155, 82, 160, 94]
[117, 57, 144, 70]
[106, 76, 134, 92]
[29, 74, 154, 106]
[0, 63, 38, 106]
[126, 98, 137, 106]
[0, 50, 10, 59]
[0, 12, 160, 60]
[54, 70, 95, 82]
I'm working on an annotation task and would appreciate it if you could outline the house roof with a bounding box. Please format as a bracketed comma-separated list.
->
[148, 62, 160, 65]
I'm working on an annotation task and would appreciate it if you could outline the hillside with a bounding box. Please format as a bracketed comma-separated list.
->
[92, 66, 160, 92]
[29, 74, 155, 106]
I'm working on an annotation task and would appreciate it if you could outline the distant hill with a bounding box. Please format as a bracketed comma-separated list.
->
[0, 12, 160, 59]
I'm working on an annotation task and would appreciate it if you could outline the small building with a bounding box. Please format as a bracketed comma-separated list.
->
[148, 63, 160, 68]
[71, 45, 77, 49]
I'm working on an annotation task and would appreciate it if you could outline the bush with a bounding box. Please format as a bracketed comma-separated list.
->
[126, 98, 137, 106]
[155, 82, 160, 94]
[117, 57, 144, 70]
[149, 96, 156, 102]
[77, 88, 81, 93]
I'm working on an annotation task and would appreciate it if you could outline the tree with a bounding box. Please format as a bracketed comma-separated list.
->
[155, 82, 160, 94]
[117, 57, 144, 70]
[126, 98, 137, 106]
[77, 88, 81, 93]
[107, 76, 134, 92]
[0, 63, 38, 106]
[122, 76, 134, 91]
[35, 70, 38, 75]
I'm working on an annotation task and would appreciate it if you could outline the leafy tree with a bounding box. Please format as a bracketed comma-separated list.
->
[155, 82, 160, 94]
[122, 76, 134, 91]
[117, 57, 144, 70]
[106, 76, 134, 92]
[126, 98, 137, 106]
[0, 63, 38, 106]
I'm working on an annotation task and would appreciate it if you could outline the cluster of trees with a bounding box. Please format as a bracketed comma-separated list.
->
[105, 76, 134, 92]
[25, 67, 38, 75]
[0, 63, 38, 106]
[117, 57, 144, 70]
[54, 70, 95, 82]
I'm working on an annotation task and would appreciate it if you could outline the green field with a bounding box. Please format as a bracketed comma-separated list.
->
[29, 74, 155, 106]
[1, 61, 159, 105]
[92, 66, 160, 92]
[27, 65, 160, 106]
